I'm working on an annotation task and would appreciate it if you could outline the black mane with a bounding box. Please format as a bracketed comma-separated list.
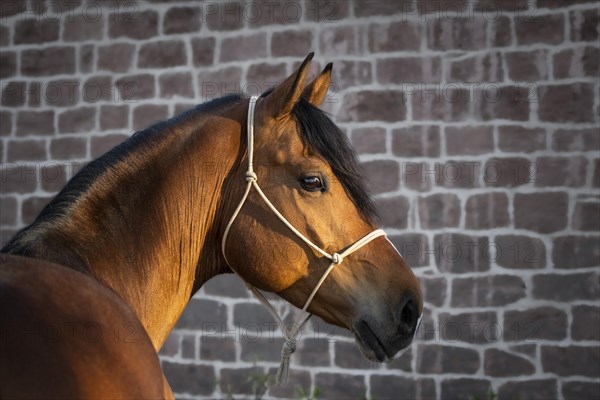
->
[2, 93, 375, 254]
[291, 98, 376, 223]
[24, 95, 245, 226]
[1, 95, 244, 254]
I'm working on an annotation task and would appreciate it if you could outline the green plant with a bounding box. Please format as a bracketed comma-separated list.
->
[295, 384, 321, 400]
[223, 382, 234, 400]
[245, 368, 270, 400]
[470, 387, 497, 400]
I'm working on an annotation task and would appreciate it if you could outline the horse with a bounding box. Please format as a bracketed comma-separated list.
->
[0, 53, 423, 399]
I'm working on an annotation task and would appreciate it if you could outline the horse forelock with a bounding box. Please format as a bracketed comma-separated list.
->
[258, 87, 376, 223]
[291, 99, 377, 224]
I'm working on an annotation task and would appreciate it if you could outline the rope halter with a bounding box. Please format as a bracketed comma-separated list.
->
[221, 96, 387, 385]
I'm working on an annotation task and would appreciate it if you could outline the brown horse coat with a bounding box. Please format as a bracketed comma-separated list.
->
[1, 54, 422, 398]
[1, 255, 169, 399]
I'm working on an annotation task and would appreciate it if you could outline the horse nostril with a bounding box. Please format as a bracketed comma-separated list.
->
[398, 297, 419, 335]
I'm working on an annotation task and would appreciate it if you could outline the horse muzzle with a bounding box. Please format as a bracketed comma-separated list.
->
[352, 295, 421, 362]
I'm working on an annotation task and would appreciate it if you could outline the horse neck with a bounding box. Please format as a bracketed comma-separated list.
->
[21, 106, 244, 350]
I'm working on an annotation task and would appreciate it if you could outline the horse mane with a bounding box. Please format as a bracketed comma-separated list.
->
[258, 87, 376, 222]
[1, 95, 244, 255]
[2, 92, 375, 255]
[291, 97, 377, 223]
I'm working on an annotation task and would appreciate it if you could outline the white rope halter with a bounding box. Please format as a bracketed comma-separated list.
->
[221, 96, 387, 385]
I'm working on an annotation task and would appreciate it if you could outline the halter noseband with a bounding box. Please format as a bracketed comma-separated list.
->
[221, 96, 387, 384]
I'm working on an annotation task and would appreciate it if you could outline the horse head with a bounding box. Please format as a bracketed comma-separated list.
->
[222, 54, 423, 364]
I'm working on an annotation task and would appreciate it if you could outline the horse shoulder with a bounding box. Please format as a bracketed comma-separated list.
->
[0, 255, 166, 399]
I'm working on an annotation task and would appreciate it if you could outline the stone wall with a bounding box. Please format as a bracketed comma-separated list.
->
[0, 1, 598, 399]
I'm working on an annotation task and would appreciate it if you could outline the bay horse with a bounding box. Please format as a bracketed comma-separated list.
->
[0, 54, 423, 399]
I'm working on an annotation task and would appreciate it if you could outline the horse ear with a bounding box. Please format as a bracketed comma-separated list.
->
[303, 63, 332, 107]
[261, 52, 314, 118]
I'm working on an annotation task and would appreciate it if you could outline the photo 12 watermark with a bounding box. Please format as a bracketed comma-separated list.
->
[1, 80, 144, 106]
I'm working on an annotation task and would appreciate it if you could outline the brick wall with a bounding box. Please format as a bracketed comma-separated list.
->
[1, 1, 599, 399]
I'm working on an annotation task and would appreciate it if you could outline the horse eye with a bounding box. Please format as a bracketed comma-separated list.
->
[300, 176, 324, 192]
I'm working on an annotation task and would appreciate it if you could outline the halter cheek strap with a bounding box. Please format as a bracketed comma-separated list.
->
[221, 96, 387, 385]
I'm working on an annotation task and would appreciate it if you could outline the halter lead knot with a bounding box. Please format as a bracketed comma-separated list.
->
[275, 338, 297, 385]
[281, 338, 297, 356]
[332, 253, 343, 265]
[245, 171, 257, 182]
